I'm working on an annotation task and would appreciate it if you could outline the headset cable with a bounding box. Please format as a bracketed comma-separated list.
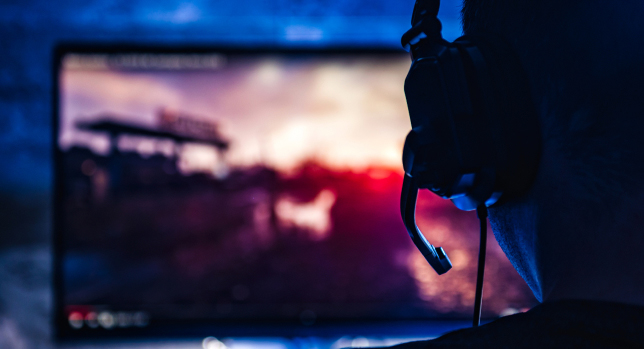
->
[473, 205, 488, 327]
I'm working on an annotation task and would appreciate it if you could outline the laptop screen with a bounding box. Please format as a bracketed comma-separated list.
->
[53, 48, 535, 339]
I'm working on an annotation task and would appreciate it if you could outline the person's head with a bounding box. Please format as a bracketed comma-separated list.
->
[461, 1, 644, 303]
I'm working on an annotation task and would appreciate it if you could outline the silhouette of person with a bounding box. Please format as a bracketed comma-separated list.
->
[387, 1, 644, 347]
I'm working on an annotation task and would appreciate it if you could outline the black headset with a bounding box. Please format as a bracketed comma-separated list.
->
[400, 0, 541, 325]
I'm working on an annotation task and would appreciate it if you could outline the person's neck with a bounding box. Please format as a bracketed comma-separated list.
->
[537, 201, 644, 307]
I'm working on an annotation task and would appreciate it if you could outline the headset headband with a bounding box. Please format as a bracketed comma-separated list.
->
[401, 0, 443, 51]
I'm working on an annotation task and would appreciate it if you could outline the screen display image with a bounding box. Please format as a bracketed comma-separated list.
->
[54, 50, 536, 337]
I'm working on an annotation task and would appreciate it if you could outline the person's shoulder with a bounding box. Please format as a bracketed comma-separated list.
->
[388, 310, 534, 349]
[386, 300, 644, 349]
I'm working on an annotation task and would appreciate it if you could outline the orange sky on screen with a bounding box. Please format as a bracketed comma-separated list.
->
[60, 55, 412, 174]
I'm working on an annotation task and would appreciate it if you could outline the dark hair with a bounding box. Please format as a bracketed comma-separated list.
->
[461, 0, 644, 206]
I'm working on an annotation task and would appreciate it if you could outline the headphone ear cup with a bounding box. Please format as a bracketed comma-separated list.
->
[455, 35, 541, 205]
[402, 34, 540, 210]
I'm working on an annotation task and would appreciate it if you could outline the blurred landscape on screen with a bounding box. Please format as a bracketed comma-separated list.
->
[58, 52, 536, 324]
